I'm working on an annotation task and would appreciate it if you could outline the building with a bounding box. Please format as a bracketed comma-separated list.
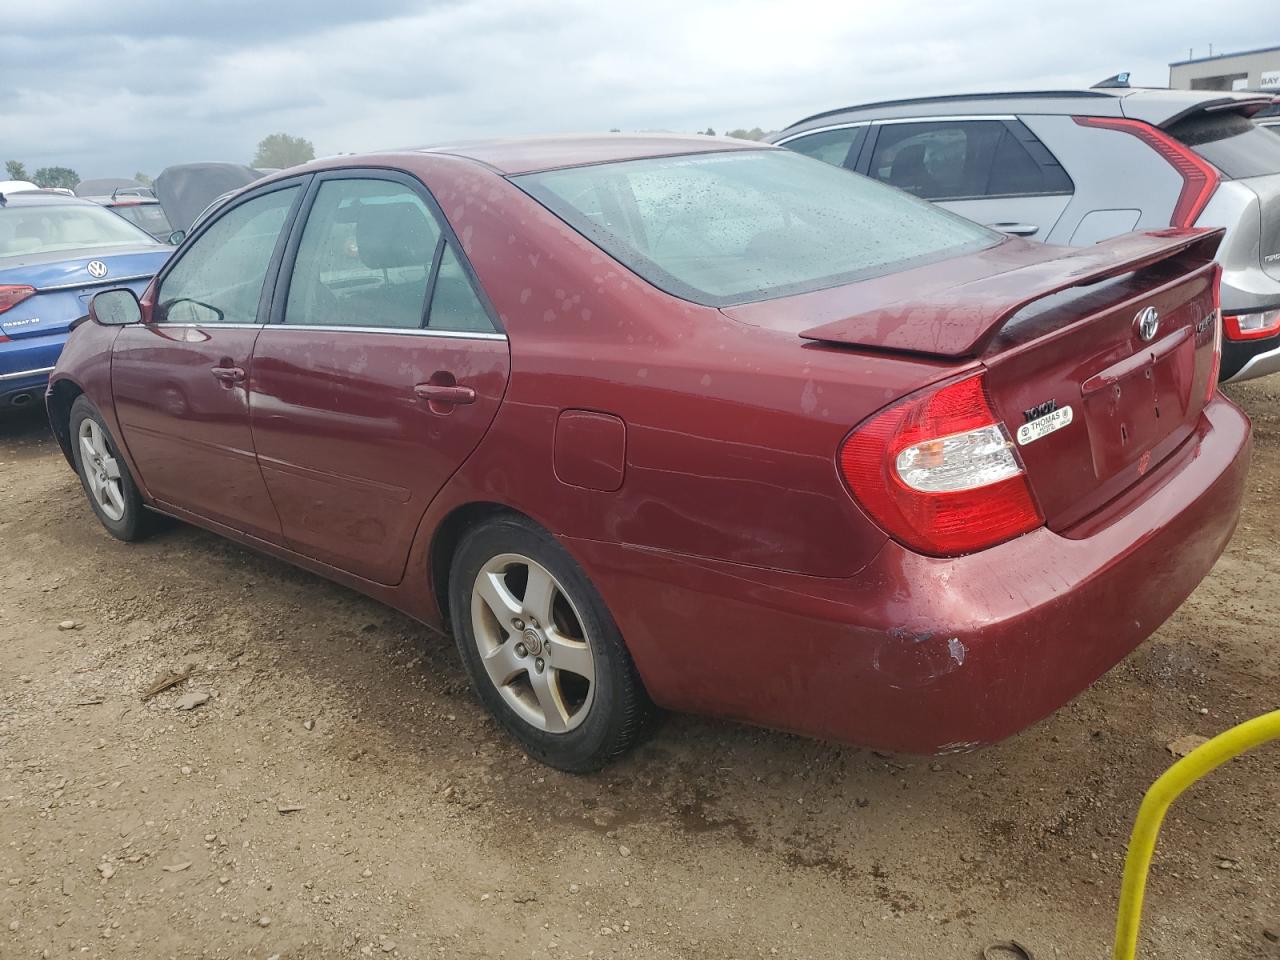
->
[1169, 45, 1280, 92]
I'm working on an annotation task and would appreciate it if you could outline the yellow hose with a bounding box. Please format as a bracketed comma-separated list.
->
[1113, 709, 1280, 960]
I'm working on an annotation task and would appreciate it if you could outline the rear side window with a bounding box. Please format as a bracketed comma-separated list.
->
[284, 178, 441, 329]
[1167, 112, 1280, 179]
[516, 149, 997, 306]
[868, 120, 1072, 201]
[782, 126, 866, 168]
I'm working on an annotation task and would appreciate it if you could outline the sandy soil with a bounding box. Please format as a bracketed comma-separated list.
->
[1, 382, 1277, 960]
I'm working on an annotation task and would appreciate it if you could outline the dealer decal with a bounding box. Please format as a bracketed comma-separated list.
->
[1016, 404, 1073, 446]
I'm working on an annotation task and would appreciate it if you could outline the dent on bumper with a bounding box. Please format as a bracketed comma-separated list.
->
[569, 396, 1252, 754]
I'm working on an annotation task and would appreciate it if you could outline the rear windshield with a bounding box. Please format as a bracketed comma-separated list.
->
[1167, 112, 1280, 180]
[110, 202, 172, 238]
[0, 203, 154, 259]
[515, 150, 998, 305]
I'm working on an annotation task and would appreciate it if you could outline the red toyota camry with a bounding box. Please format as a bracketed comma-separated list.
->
[48, 135, 1250, 771]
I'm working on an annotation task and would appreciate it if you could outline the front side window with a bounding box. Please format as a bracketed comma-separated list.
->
[783, 126, 865, 168]
[516, 149, 996, 305]
[156, 186, 298, 324]
[284, 179, 442, 329]
[0, 202, 154, 259]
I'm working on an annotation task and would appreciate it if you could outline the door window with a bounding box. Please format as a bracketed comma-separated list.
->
[155, 186, 298, 324]
[783, 126, 866, 168]
[868, 120, 1071, 201]
[283, 179, 442, 329]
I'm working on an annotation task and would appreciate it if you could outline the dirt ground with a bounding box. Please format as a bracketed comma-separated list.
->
[1, 382, 1277, 960]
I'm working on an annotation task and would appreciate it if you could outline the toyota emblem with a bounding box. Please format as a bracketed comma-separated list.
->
[87, 260, 108, 279]
[1135, 305, 1159, 342]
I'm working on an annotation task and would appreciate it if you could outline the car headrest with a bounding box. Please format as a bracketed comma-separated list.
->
[355, 200, 436, 270]
[891, 144, 930, 184]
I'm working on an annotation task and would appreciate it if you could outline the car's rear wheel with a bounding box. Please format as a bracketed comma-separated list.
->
[449, 514, 655, 772]
[69, 395, 153, 542]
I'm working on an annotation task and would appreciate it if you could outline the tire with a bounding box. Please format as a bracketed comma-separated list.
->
[69, 395, 154, 542]
[449, 513, 655, 772]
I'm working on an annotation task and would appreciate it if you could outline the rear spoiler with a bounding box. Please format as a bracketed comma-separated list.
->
[798, 228, 1225, 359]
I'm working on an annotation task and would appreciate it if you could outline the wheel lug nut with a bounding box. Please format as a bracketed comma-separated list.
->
[527, 617, 538, 627]
[535, 657, 545, 673]
[514, 643, 527, 658]
[512, 618, 525, 631]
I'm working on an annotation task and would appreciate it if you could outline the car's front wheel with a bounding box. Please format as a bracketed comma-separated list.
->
[449, 514, 655, 772]
[69, 395, 153, 541]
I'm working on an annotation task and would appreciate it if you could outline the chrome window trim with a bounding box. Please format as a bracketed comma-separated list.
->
[0, 365, 56, 381]
[149, 322, 506, 341]
[776, 114, 1017, 144]
[38, 273, 155, 293]
[270, 324, 507, 340]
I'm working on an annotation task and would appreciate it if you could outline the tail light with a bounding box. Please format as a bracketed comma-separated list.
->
[1223, 309, 1280, 341]
[839, 373, 1044, 556]
[0, 284, 35, 314]
[1072, 116, 1220, 228]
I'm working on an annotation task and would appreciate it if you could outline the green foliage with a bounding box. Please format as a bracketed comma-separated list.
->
[33, 166, 80, 190]
[252, 133, 316, 169]
[701, 127, 716, 136]
[133, 171, 153, 187]
[5, 160, 28, 180]
[726, 127, 768, 141]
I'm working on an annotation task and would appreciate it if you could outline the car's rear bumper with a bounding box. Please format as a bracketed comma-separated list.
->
[1222, 329, 1280, 382]
[568, 394, 1251, 753]
[0, 333, 65, 409]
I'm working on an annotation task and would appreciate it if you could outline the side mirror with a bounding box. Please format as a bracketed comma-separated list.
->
[89, 288, 143, 327]
[167, 229, 186, 245]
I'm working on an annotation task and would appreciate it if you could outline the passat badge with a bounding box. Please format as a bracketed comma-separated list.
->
[1135, 305, 1159, 342]
[1017, 403, 1073, 446]
[87, 260, 108, 279]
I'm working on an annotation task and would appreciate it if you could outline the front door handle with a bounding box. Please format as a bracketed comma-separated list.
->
[211, 365, 246, 384]
[988, 222, 1040, 237]
[414, 382, 476, 405]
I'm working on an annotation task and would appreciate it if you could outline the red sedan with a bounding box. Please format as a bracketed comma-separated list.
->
[48, 135, 1250, 771]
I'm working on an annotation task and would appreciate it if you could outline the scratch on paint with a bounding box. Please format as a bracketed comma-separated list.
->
[947, 637, 967, 666]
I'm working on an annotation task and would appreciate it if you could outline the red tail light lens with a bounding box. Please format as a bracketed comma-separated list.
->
[0, 284, 35, 314]
[1223, 309, 1280, 341]
[1072, 116, 1220, 228]
[839, 374, 1044, 556]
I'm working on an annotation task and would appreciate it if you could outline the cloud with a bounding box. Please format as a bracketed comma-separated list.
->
[1, 0, 1267, 178]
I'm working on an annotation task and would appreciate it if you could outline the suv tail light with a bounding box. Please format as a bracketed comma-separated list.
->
[1072, 116, 1220, 228]
[1223, 308, 1280, 341]
[0, 284, 35, 315]
[839, 373, 1044, 556]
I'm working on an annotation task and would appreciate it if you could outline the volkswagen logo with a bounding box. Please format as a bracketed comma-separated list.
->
[86, 260, 108, 279]
[1135, 305, 1160, 342]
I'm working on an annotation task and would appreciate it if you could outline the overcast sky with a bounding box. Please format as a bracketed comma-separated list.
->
[3, 0, 1269, 178]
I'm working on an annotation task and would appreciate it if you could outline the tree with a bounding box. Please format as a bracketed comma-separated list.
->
[726, 127, 768, 141]
[5, 160, 28, 181]
[133, 171, 153, 187]
[701, 127, 716, 136]
[252, 133, 315, 169]
[33, 166, 80, 190]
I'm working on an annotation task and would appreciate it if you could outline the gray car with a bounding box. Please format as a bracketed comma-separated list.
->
[771, 86, 1280, 381]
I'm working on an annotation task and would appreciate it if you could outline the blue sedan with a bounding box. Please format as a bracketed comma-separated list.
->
[0, 190, 172, 410]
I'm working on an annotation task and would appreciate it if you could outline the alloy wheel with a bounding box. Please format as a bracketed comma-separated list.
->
[470, 553, 597, 733]
[78, 418, 126, 522]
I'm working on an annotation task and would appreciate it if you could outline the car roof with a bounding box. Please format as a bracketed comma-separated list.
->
[0, 190, 99, 207]
[774, 87, 1276, 138]
[409, 133, 770, 175]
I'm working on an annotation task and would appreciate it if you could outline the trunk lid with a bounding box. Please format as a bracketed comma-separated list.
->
[756, 229, 1225, 533]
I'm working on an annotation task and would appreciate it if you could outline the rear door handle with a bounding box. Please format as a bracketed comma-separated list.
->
[988, 222, 1040, 237]
[211, 365, 246, 384]
[414, 382, 476, 405]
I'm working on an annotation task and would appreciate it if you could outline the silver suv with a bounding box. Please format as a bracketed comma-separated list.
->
[771, 87, 1280, 382]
